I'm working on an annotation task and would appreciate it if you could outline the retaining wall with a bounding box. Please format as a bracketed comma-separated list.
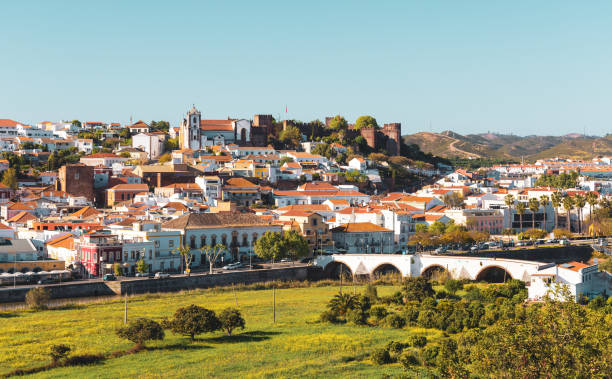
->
[0, 266, 321, 303]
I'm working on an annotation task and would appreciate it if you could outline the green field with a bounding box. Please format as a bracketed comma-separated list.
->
[0, 284, 440, 378]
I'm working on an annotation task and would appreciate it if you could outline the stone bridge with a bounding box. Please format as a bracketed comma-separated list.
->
[315, 254, 553, 282]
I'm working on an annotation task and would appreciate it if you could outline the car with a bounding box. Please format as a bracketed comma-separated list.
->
[222, 262, 242, 270]
[154, 272, 170, 279]
[280, 258, 292, 263]
[470, 245, 479, 252]
[546, 239, 557, 244]
[434, 246, 447, 254]
[103, 274, 116, 281]
[37, 277, 57, 285]
[246, 264, 263, 270]
[135, 272, 151, 277]
[559, 239, 570, 246]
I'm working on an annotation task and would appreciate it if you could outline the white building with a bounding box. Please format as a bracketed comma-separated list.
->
[179, 106, 251, 150]
[132, 133, 166, 160]
[195, 176, 222, 202]
[528, 261, 612, 301]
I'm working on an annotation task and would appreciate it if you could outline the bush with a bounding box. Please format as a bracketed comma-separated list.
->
[421, 345, 439, 366]
[407, 335, 427, 348]
[369, 305, 388, 321]
[399, 351, 419, 369]
[403, 277, 435, 302]
[218, 307, 245, 336]
[364, 284, 378, 302]
[346, 308, 368, 325]
[116, 318, 164, 347]
[370, 347, 392, 365]
[383, 313, 406, 329]
[444, 279, 463, 294]
[162, 305, 220, 341]
[319, 310, 342, 324]
[385, 340, 407, 360]
[63, 353, 105, 366]
[49, 344, 71, 363]
[26, 287, 50, 310]
[402, 304, 420, 324]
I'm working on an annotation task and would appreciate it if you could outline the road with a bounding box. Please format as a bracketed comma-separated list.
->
[1, 261, 309, 290]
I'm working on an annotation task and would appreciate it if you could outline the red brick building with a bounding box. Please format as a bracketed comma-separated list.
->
[79, 232, 122, 277]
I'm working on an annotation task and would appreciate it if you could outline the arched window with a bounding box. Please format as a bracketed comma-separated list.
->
[242, 233, 248, 247]
[252, 233, 258, 243]
[190, 235, 196, 249]
[221, 234, 227, 246]
[240, 128, 247, 143]
[211, 234, 217, 246]
[200, 235, 206, 247]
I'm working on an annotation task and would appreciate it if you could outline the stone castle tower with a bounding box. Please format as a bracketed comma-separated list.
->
[382, 123, 401, 156]
[179, 106, 202, 150]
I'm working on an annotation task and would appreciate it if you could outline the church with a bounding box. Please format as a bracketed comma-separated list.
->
[179, 106, 251, 150]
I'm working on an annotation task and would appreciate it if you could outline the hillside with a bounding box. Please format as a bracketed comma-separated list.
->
[403, 132, 612, 161]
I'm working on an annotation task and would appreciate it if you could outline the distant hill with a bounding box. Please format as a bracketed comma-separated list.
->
[402, 132, 612, 161]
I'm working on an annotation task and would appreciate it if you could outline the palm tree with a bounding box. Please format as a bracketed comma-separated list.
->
[515, 202, 526, 233]
[562, 196, 574, 232]
[551, 192, 562, 230]
[327, 293, 359, 316]
[528, 198, 540, 230]
[574, 194, 586, 234]
[504, 194, 515, 230]
[539, 194, 550, 232]
[585, 192, 598, 221]
[172, 244, 194, 276]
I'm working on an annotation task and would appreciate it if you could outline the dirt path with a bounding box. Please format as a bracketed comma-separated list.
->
[448, 139, 482, 158]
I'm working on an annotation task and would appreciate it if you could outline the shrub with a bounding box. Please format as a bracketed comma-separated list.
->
[116, 318, 164, 347]
[403, 277, 435, 302]
[162, 305, 220, 341]
[63, 353, 105, 366]
[347, 308, 368, 325]
[421, 345, 439, 366]
[364, 284, 378, 302]
[327, 293, 360, 316]
[369, 305, 388, 321]
[402, 304, 420, 324]
[383, 313, 406, 329]
[49, 344, 71, 363]
[319, 310, 342, 324]
[370, 347, 392, 365]
[444, 279, 463, 294]
[407, 335, 427, 348]
[385, 340, 407, 360]
[399, 351, 419, 369]
[218, 307, 245, 336]
[26, 287, 50, 310]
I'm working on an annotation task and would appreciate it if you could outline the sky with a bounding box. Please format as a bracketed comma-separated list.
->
[2, 0, 612, 137]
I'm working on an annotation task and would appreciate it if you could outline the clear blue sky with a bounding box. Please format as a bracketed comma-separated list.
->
[2, 1, 611, 136]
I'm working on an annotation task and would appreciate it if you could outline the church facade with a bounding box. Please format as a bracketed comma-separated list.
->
[179, 106, 251, 150]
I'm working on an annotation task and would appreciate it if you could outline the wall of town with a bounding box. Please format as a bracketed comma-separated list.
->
[0, 266, 322, 303]
[456, 245, 593, 263]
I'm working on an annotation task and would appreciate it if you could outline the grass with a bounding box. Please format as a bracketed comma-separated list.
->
[0, 284, 443, 378]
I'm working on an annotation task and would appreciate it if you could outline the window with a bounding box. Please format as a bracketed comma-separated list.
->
[169, 239, 174, 248]
[149, 250, 152, 259]
[155, 240, 160, 247]
[313, 218, 318, 226]
[201, 235, 206, 247]
[190, 235, 196, 249]
[211, 235, 217, 246]
[222, 234, 227, 246]
[242, 234, 248, 247]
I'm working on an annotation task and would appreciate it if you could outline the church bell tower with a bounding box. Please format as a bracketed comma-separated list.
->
[180, 105, 202, 150]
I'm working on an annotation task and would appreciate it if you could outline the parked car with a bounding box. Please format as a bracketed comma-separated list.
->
[300, 257, 313, 264]
[559, 239, 570, 246]
[246, 264, 263, 270]
[37, 277, 57, 285]
[280, 258, 292, 263]
[222, 262, 242, 270]
[135, 272, 151, 278]
[546, 239, 557, 244]
[434, 246, 447, 254]
[102, 274, 116, 281]
[154, 272, 170, 279]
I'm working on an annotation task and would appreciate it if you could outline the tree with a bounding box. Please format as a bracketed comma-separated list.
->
[113, 262, 123, 276]
[173, 244, 194, 276]
[414, 223, 429, 233]
[200, 244, 226, 274]
[523, 228, 547, 240]
[402, 277, 434, 302]
[515, 202, 526, 232]
[71, 120, 81, 128]
[540, 194, 550, 232]
[562, 196, 574, 232]
[279, 125, 301, 148]
[279, 157, 294, 166]
[283, 230, 309, 261]
[442, 192, 464, 209]
[528, 198, 540, 230]
[218, 307, 246, 336]
[25, 287, 50, 310]
[253, 231, 285, 262]
[116, 318, 164, 347]
[162, 305, 220, 341]
[551, 191, 562, 229]
[136, 259, 149, 274]
[327, 293, 359, 316]
[328, 115, 348, 130]
[1, 168, 18, 190]
[574, 194, 586, 234]
[164, 138, 178, 151]
[429, 221, 447, 236]
[444, 279, 463, 294]
[353, 115, 378, 130]
[586, 192, 599, 222]
[553, 228, 572, 239]
[119, 151, 131, 158]
[158, 153, 171, 163]
[49, 344, 71, 364]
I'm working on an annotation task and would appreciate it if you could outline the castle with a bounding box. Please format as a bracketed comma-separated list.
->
[178, 106, 272, 150]
[359, 123, 401, 156]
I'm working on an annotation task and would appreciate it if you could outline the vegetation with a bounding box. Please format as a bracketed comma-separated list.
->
[25, 287, 51, 310]
[158, 153, 171, 163]
[218, 307, 246, 336]
[116, 318, 164, 348]
[253, 231, 309, 262]
[535, 171, 579, 189]
[353, 115, 378, 130]
[135, 259, 149, 274]
[1, 167, 18, 190]
[162, 305, 221, 341]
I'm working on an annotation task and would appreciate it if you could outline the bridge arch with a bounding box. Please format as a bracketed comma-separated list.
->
[475, 265, 513, 283]
[371, 263, 402, 279]
[421, 264, 448, 280]
[323, 261, 353, 280]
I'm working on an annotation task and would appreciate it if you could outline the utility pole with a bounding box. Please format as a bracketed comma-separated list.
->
[272, 286, 276, 324]
[124, 289, 127, 324]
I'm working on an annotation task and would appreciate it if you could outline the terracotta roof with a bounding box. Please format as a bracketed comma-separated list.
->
[558, 261, 591, 272]
[110, 184, 149, 191]
[0, 119, 20, 127]
[163, 202, 189, 211]
[275, 204, 332, 213]
[162, 212, 273, 229]
[7, 211, 36, 223]
[162, 182, 201, 190]
[46, 233, 74, 249]
[331, 222, 392, 233]
[278, 210, 315, 217]
[70, 206, 100, 219]
[8, 202, 34, 210]
[224, 178, 258, 188]
[200, 119, 234, 131]
[82, 153, 122, 159]
[298, 182, 337, 191]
